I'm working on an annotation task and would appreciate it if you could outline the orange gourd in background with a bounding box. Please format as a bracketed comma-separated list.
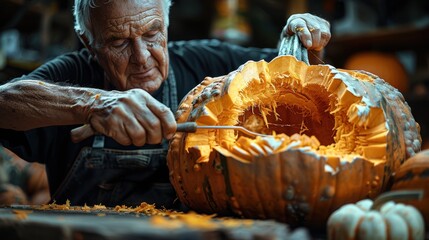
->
[344, 51, 409, 94]
[167, 55, 421, 229]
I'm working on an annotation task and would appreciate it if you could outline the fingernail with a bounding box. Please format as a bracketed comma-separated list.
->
[306, 40, 312, 48]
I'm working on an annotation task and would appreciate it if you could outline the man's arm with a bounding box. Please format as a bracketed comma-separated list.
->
[0, 80, 176, 146]
[0, 80, 95, 131]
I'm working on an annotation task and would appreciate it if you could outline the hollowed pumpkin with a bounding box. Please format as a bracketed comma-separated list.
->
[167, 55, 421, 228]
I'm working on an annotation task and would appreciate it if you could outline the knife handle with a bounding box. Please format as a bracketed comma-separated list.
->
[71, 124, 95, 143]
[176, 122, 198, 133]
[71, 122, 199, 142]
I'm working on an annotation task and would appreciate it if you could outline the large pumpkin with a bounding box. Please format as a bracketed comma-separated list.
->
[391, 149, 429, 228]
[167, 54, 421, 228]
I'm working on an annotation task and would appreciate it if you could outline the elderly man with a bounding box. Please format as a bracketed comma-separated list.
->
[0, 0, 330, 209]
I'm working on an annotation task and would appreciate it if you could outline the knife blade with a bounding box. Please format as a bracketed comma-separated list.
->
[177, 122, 269, 137]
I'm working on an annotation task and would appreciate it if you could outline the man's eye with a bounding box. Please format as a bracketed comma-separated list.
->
[145, 31, 158, 41]
[111, 39, 128, 48]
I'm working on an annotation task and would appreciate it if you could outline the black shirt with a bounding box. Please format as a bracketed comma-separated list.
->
[0, 39, 278, 197]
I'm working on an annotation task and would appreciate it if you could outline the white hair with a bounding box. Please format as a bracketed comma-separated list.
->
[73, 0, 172, 45]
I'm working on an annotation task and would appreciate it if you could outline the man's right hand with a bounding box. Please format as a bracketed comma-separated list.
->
[72, 88, 176, 146]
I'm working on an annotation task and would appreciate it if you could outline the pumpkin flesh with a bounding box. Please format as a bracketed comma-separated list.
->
[184, 58, 392, 164]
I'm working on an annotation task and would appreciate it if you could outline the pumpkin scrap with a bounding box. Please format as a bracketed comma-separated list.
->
[114, 202, 180, 216]
[167, 55, 421, 228]
[150, 211, 255, 230]
[12, 209, 32, 220]
[37, 199, 72, 210]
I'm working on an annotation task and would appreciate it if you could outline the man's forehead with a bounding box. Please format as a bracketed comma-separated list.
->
[92, 0, 162, 18]
[105, 9, 160, 30]
[90, 1, 163, 36]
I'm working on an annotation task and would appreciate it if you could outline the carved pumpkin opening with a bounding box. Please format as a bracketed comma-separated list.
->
[182, 57, 393, 165]
[238, 85, 335, 146]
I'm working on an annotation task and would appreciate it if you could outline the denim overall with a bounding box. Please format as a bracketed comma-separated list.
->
[52, 67, 181, 209]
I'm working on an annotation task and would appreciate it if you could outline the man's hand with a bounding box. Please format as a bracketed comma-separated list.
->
[72, 88, 176, 146]
[282, 13, 331, 51]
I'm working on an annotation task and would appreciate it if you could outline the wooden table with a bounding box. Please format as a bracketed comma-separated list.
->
[0, 205, 311, 240]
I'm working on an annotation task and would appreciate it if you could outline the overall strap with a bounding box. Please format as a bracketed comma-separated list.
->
[161, 64, 178, 150]
[162, 64, 178, 113]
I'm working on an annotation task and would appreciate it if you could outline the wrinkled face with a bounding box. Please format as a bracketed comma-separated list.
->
[89, 0, 168, 93]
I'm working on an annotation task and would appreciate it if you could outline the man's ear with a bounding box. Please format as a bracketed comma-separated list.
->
[78, 33, 95, 56]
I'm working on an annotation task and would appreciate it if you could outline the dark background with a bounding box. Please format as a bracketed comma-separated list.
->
[1, 0, 429, 145]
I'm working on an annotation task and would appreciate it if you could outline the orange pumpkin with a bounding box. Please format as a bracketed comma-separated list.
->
[391, 149, 429, 227]
[167, 55, 421, 228]
[0, 183, 28, 205]
[344, 51, 409, 94]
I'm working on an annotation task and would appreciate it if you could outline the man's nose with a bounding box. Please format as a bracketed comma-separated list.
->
[131, 38, 151, 64]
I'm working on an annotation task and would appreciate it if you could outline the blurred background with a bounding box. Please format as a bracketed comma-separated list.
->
[0, 0, 429, 206]
[0, 0, 428, 140]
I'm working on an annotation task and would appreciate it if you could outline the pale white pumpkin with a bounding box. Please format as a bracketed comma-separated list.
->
[327, 199, 425, 240]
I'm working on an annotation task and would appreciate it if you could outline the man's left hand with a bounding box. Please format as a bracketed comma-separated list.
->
[283, 13, 331, 51]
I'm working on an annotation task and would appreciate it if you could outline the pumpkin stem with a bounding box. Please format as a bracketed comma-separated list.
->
[371, 190, 424, 211]
[279, 34, 309, 64]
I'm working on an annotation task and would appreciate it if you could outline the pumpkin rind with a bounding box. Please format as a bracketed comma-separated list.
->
[167, 55, 421, 228]
[391, 149, 429, 228]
